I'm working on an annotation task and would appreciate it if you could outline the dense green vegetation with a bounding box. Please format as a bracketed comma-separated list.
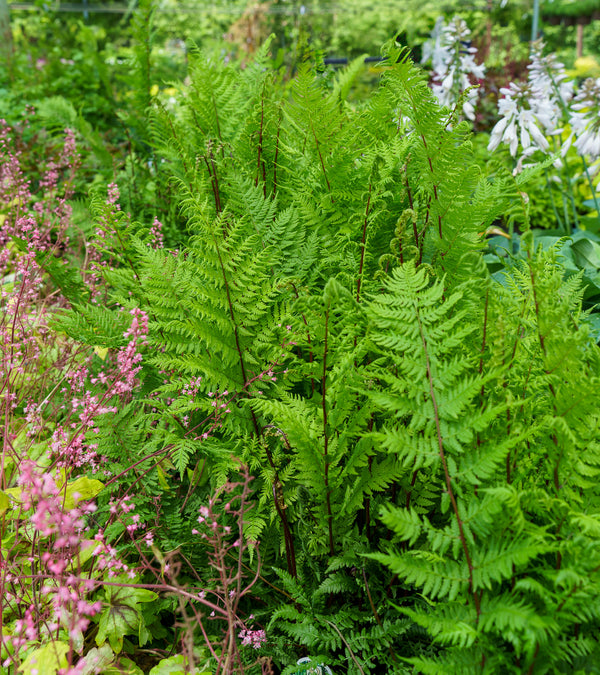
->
[4, 2, 600, 673]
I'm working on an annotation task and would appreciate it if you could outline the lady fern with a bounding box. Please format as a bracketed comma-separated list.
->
[367, 245, 600, 672]
[36, 39, 600, 673]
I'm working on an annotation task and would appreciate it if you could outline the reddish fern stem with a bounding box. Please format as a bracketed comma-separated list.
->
[202, 154, 222, 216]
[310, 120, 331, 193]
[415, 301, 480, 620]
[526, 251, 561, 492]
[213, 236, 296, 575]
[290, 282, 315, 395]
[273, 108, 282, 195]
[404, 165, 419, 253]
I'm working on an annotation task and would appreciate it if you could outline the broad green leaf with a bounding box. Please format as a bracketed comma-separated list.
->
[79, 645, 114, 675]
[148, 654, 212, 675]
[102, 657, 144, 675]
[62, 476, 104, 510]
[0, 491, 10, 515]
[584, 311, 600, 340]
[97, 602, 138, 654]
[96, 584, 158, 653]
[19, 641, 69, 675]
[582, 198, 600, 212]
[149, 655, 200, 674]
[572, 237, 600, 270]
[581, 271, 600, 298]
[577, 214, 600, 234]
[69, 539, 99, 569]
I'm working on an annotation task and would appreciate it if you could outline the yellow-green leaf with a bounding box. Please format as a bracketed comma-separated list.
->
[63, 476, 104, 510]
[0, 490, 10, 515]
[78, 645, 114, 675]
[5, 474, 103, 512]
[94, 345, 109, 360]
[4, 486, 22, 502]
[102, 657, 144, 675]
[148, 655, 188, 674]
[19, 641, 69, 675]
[157, 464, 171, 491]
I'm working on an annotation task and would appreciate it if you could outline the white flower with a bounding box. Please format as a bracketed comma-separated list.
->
[423, 16, 485, 121]
[520, 110, 550, 152]
[565, 78, 600, 161]
[528, 40, 573, 104]
[487, 115, 510, 153]
[488, 42, 573, 163]
[488, 82, 549, 158]
[421, 17, 446, 74]
[527, 39, 573, 135]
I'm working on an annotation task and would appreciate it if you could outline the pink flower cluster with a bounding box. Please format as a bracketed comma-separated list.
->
[181, 375, 202, 398]
[106, 182, 120, 208]
[91, 529, 134, 579]
[0, 121, 79, 251]
[0, 123, 85, 424]
[2, 462, 103, 668]
[149, 216, 164, 249]
[109, 494, 148, 540]
[18, 462, 96, 552]
[115, 308, 149, 395]
[0, 121, 156, 673]
[238, 627, 267, 649]
[48, 307, 149, 470]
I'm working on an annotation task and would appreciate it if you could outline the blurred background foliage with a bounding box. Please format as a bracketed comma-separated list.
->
[4, 0, 600, 127]
[3, 0, 600, 246]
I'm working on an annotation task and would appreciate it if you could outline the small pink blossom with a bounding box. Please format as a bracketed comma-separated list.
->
[239, 628, 266, 649]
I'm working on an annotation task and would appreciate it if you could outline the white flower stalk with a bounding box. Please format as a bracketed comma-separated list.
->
[421, 17, 446, 75]
[528, 39, 573, 133]
[489, 41, 572, 165]
[565, 78, 600, 161]
[488, 81, 551, 157]
[423, 16, 485, 121]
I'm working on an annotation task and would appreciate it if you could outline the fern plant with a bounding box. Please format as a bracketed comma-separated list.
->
[37, 37, 600, 673]
[366, 239, 600, 673]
